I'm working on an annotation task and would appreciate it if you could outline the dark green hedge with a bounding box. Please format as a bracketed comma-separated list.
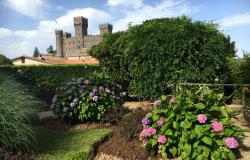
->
[89, 16, 236, 99]
[0, 65, 99, 102]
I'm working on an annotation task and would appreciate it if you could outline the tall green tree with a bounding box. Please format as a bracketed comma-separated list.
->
[0, 54, 12, 65]
[33, 47, 40, 57]
[47, 45, 54, 54]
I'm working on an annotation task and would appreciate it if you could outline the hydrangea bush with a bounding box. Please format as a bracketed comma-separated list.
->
[51, 77, 127, 122]
[139, 89, 244, 159]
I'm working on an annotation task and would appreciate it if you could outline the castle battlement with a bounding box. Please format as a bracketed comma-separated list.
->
[55, 16, 112, 58]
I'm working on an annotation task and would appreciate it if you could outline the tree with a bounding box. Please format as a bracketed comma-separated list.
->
[33, 47, 40, 57]
[47, 45, 54, 54]
[0, 54, 12, 65]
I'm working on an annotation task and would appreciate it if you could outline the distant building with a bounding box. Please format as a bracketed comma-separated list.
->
[55, 16, 112, 59]
[11, 55, 99, 66]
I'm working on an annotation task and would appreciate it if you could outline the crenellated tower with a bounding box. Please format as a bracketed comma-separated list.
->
[74, 16, 88, 37]
[55, 30, 63, 57]
[99, 23, 113, 35]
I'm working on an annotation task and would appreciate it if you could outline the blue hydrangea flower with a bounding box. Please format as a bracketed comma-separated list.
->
[77, 78, 83, 84]
[63, 107, 69, 113]
[142, 117, 150, 127]
[73, 98, 79, 103]
[52, 95, 57, 104]
[70, 102, 76, 108]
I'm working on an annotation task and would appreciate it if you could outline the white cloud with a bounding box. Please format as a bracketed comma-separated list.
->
[4, 0, 46, 18]
[217, 12, 250, 28]
[107, 0, 143, 8]
[0, 8, 112, 58]
[113, 0, 199, 32]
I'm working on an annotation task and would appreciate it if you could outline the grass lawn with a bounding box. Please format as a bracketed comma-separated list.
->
[32, 127, 112, 160]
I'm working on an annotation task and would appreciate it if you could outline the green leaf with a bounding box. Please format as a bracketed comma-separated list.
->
[212, 151, 220, 159]
[209, 105, 221, 111]
[173, 121, 179, 130]
[165, 129, 172, 136]
[161, 95, 167, 101]
[151, 139, 157, 147]
[169, 146, 177, 156]
[215, 140, 224, 146]
[202, 136, 212, 145]
[183, 143, 192, 157]
[194, 103, 205, 109]
[228, 150, 236, 160]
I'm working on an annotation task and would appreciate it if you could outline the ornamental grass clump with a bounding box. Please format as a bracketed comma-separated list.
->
[0, 74, 40, 152]
[139, 88, 244, 159]
[52, 76, 126, 122]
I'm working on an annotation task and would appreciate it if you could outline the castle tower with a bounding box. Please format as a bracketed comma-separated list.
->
[99, 24, 113, 35]
[55, 30, 63, 57]
[74, 16, 88, 37]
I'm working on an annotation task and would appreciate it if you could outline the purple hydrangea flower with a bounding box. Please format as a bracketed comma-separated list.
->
[70, 102, 76, 108]
[111, 91, 115, 96]
[99, 86, 104, 91]
[142, 117, 150, 127]
[225, 137, 239, 149]
[63, 107, 68, 113]
[92, 88, 98, 93]
[89, 92, 95, 97]
[105, 88, 111, 93]
[92, 96, 99, 102]
[121, 92, 127, 96]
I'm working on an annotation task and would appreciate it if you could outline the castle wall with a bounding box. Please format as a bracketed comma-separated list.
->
[84, 35, 101, 48]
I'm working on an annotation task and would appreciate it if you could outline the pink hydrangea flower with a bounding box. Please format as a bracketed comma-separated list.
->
[169, 98, 176, 104]
[158, 135, 167, 144]
[139, 129, 148, 137]
[212, 121, 223, 132]
[147, 127, 157, 136]
[225, 137, 239, 149]
[157, 118, 164, 126]
[197, 114, 207, 124]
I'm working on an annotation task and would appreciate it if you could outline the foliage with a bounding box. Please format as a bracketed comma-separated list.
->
[33, 127, 112, 160]
[52, 74, 127, 122]
[0, 74, 40, 152]
[100, 106, 129, 124]
[0, 54, 12, 65]
[139, 88, 244, 159]
[0, 65, 99, 103]
[120, 109, 149, 140]
[240, 52, 250, 84]
[89, 16, 236, 99]
[47, 45, 54, 54]
[33, 47, 40, 57]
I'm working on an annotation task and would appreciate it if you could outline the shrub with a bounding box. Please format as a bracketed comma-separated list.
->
[0, 65, 99, 103]
[0, 74, 40, 152]
[120, 109, 149, 140]
[139, 88, 244, 159]
[89, 16, 236, 99]
[52, 75, 127, 122]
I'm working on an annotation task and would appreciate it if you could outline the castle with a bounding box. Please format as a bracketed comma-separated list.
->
[55, 16, 113, 59]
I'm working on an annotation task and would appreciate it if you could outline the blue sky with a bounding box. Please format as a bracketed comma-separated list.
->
[0, 0, 249, 58]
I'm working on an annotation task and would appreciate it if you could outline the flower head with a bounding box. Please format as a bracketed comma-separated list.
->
[105, 88, 111, 93]
[153, 100, 161, 107]
[122, 92, 127, 96]
[92, 88, 98, 93]
[169, 98, 176, 104]
[89, 92, 95, 97]
[77, 78, 83, 84]
[225, 137, 239, 149]
[52, 95, 57, 104]
[142, 139, 148, 144]
[73, 98, 79, 103]
[92, 96, 99, 102]
[139, 129, 148, 137]
[70, 102, 76, 108]
[84, 79, 91, 84]
[212, 121, 223, 132]
[158, 135, 167, 144]
[147, 127, 156, 136]
[142, 117, 150, 127]
[63, 107, 68, 113]
[197, 114, 207, 124]
[157, 118, 164, 126]
[99, 86, 104, 91]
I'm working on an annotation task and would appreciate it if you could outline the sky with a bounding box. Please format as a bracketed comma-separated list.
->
[0, 0, 249, 59]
